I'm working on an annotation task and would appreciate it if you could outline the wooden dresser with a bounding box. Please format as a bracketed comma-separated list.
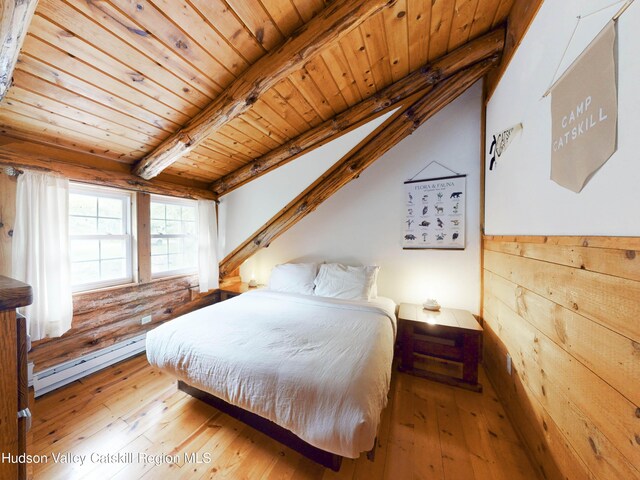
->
[0, 276, 33, 480]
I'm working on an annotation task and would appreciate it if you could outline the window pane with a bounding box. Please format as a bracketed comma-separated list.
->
[69, 194, 97, 216]
[166, 237, 179, 254]
[182, 206, 196, 221]
[150, 197, 198, 276]
[101, 239, 126, 260]
[166, 204, 182, 220]
[185, 236, 197, 256]
[151, 238, 168, 255]
[98, 218, 122, 235]
[69, 185, 133, 290]
[69, 216, 97, 235]
[151, 219, 166, 235]
[184, 220, 196, 235]
[168, 254, 184, 270]
[70, 239, 99, 262]
[150, 202, 165, 220]
[152, 255, 168, 273]
[101, 259, 126, 280]
[71, 261, 100, 285]
[98, 197, 123, 218]
[165, 220, 182, 234]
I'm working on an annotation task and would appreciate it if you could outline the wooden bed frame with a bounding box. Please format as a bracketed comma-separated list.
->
[178, 381, 376, 471]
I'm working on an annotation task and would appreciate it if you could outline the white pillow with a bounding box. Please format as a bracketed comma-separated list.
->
[314, 263, 379, 301]
[269, 263, 318, 295]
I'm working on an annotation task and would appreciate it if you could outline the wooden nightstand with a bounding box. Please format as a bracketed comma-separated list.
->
[218, 282, 262, 301]
[398, 303, 483, 392]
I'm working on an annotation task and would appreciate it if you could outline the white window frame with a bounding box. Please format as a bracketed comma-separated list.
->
[150, 194, 198, 278]
[69, 183, 135, 293]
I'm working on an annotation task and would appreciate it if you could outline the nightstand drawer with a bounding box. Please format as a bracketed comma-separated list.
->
[413, 322, 461, 341]
[413, 335, 463, 362]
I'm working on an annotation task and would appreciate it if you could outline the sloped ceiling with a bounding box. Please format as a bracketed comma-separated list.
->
[0, 0, 513, 184]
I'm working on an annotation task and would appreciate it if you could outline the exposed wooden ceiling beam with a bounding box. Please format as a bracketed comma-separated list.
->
[219, 57, 499, 278]
[132, 0, 394, 180]
[0, 135, 216, 199]
[0, 0, 38, 101]
[210, 27, 505, 197]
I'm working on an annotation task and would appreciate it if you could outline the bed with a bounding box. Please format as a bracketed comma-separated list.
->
[145, 288, 397, 469]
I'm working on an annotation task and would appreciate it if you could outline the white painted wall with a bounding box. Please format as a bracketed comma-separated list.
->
[485, 0, 640, 235]
[225, 83, 483, 313]
[218, 110, 396, 257]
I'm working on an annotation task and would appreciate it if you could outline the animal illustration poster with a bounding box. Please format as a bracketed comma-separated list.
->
[403, 174, 466, 249]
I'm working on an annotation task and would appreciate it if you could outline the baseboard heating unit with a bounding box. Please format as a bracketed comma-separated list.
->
[33, 334, 146, 397]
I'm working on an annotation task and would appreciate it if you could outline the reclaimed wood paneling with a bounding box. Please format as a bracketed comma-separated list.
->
[482, 235, 640, 480]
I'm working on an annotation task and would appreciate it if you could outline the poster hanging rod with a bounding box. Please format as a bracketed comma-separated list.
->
[541, 0, 633, 98]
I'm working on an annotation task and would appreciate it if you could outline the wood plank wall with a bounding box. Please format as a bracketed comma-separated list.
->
[0, 173, 17, 277]
[481, 235, 640, 480]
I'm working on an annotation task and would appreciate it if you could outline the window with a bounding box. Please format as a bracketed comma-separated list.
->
[150, 196, 197, 277]
[69, 184, 134, 291]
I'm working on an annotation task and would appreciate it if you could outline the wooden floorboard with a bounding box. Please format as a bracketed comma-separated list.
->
[31, 354, 541, 479]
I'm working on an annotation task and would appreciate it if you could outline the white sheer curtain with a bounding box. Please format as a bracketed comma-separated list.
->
[197, 200, 219, 293]
[12, 171, 73, 340]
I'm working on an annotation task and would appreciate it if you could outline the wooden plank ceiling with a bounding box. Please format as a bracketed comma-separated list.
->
[0, 0, 514, 186]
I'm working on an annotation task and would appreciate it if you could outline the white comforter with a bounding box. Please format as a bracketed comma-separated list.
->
[146, 290, 396, 458]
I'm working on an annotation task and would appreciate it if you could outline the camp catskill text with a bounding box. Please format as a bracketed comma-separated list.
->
[1, 452, 212, 466]
[553, 95, 608, 152]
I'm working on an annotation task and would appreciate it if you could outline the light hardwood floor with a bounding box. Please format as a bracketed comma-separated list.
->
[30, 354, 540, 480]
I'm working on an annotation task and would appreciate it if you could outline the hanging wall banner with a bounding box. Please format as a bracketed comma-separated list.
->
[489, 123, 522, 170]
[550, 20, 617, 193]
[403, 175, 466, 250]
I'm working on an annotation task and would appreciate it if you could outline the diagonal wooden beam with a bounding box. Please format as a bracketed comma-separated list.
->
[0, 0, 39, 101]
[210, 27, 505, 197]
[219, 57, 499, 277]
[132, 0, 395, 180]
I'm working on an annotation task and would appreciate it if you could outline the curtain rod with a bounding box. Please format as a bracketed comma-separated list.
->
[2, 166, 23, 177]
